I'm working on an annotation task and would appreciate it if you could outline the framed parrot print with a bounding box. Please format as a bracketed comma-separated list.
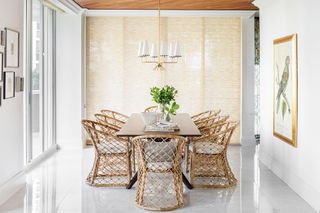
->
[273, 34, 298, 147]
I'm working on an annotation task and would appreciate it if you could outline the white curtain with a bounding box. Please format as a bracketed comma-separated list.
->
[86, 16, 241, 143]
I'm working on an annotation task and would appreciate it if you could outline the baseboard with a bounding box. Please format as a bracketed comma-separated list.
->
[229, 143, 241, 146]
[0, 144, 59, 206]
[259, 151, 320, 212]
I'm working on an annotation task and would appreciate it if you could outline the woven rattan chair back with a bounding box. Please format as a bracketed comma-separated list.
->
[132, 135, 186, 211]
[197, 115, 230, 135]
[100, 109, 129, 123]
[192, 109, 221, 124]
[144, 106, 158, 112]
[95, 113, 125, 131]
[82, 120, 132, 187]
[190, 121, 239, 188]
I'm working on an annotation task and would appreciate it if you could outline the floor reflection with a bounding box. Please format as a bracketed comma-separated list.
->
[0, 145, 316, 213]
[24, 165, 57, 213]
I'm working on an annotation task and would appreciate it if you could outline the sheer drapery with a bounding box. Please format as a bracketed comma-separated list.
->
[86, 17, 240, 143]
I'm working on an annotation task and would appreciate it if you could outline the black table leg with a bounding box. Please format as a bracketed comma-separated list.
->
[127, 172, 193, 189]
[126, 172, 138, 189]
[182, 173, 193, 189]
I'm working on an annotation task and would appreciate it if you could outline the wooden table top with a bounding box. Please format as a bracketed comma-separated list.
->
[117, 113, 201, 137]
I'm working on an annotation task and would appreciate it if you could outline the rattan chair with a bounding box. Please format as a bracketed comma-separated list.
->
[100, 109, 129, 123]
[144, 106, 158, 112]
[185, 115, 230, 173]
[132, 135, 186, 211]
[82, 120, 132, 187]
[191, 109, 221, 125]
[185, 110, 220, 173]
[95, 113, 125, 130]
[190, 121, 238, 188]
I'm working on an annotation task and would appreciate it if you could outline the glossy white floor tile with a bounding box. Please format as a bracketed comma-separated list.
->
[0, 145, 316, 213]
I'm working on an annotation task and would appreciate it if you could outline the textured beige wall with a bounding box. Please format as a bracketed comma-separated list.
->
[86, 16, 241, 144]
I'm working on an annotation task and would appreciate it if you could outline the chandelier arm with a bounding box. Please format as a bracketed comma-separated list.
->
[158, 0, 161, 65]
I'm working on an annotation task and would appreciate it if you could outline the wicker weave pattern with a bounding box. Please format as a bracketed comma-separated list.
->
[186, 116, 229, 173]
[144, 106, 158, 112]
[197, 115, 230, 135]
[186, 110, 221, 173]
[185, 113, 228, 173]
[82, 120, 132, 187]
[190, 122, 238, 188]
[132, 135, 186, 211]
[95, 113, 125, 130]
[191, 109, 221, 125]
[100, 109, 129, 123]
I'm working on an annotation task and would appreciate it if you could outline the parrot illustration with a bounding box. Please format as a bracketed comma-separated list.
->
[276, 56, 291, 116]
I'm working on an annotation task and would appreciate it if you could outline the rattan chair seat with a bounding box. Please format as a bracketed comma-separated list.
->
[193, 142, 225, 155]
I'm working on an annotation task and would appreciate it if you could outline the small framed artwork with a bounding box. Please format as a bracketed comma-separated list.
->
[4, 71, 15, 99]
[0, 52, 3, 82]
[0, 30, 5, 46]
[5, 28, 19, 68]
[273, 34, 298, 147]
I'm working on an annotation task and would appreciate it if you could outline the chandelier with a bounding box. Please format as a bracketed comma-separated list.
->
[137, 0, 182, 71]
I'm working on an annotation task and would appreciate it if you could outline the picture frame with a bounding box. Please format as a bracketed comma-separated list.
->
[5, 28, 19, 68]
[4, 71, 15, 99]
[273, 34, 298, 147]
[0, 52, 3, 82]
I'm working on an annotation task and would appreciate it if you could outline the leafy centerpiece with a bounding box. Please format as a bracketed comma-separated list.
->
[150, 85, 180, 122]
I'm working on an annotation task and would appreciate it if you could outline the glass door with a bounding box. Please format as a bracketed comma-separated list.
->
[43, 7, 55, 151]
[31, 0, 43, 159]
[27, 0, 56, 162]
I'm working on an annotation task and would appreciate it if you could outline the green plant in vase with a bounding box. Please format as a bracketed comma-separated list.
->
[150, 85, 180, 122]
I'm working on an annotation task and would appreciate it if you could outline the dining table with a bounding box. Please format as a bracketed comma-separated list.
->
[116, 113, 202, 189]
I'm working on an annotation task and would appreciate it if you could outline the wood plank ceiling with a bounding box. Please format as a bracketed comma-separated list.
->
[73, 0, 258, 10]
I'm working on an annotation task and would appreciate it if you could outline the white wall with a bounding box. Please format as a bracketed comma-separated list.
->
[0, 0, 24, 190]
[255, 0, 320, 211]
[241, 16, 256, 145]
[56, 12, 83, 149]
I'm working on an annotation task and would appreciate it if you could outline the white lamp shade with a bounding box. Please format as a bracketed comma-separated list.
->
[168, 42, 175, 58]
[150, 43, 157, 58]
[173, 41, 182, 58]
[138, 41, 144, 57]
[160, 42, 168, 57]
[142, 40, 150, 56]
